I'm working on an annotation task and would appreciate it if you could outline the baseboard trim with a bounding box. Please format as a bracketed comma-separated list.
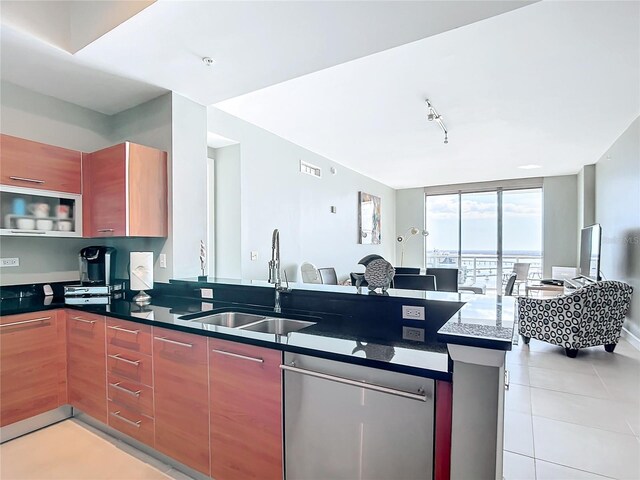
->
[0, 406, 72, 443]
[621, 327, 640, 351]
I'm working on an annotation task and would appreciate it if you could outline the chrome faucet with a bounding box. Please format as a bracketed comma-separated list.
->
[268, 228, 289, 312]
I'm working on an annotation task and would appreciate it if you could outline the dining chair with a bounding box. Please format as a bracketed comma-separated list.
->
[318, 267, 339, 285]
[394, 267, 420, 275]
[425, 268, 459, 292]
[392, 274, 437, 291]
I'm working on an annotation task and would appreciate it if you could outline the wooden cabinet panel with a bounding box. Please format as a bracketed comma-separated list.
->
[209, 338, 283, 480]
[82, 144, 126, 237]
[153, 327, 210, 476]
[128, 143, 168, 237]
[67, 311, 107, 423]
[435, 380, 453, 480]
[108, 400, 154, 447]
[107, 345, 152, 387]
[0, 134, 82, 193]
[0, 310, 67, 427]
[106, 318, 152, 356]
[82, 142, 167, 238]
[107, 374, 154, 418]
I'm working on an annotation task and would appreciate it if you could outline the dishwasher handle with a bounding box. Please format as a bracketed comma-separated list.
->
[280, 363, 428, 402]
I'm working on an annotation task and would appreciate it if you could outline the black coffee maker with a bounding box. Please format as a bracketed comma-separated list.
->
[79, 246, 117, 286]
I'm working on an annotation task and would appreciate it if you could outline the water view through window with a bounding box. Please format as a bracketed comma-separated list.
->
[426, 188, 542, 293]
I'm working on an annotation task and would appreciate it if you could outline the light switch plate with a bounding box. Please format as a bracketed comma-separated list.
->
[251, 251, 258, 261]
[200, 288, 214, 299]
[159, 254, 167, 268]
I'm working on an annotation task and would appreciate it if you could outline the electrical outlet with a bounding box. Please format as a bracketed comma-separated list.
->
[402, 305, 425, 320]
[0, 257, 19, 267]
[402, 326, 425, 342]
[251, 251, 258, 261]
[201, 288, 214, 299]
[159, 254, 167, 268]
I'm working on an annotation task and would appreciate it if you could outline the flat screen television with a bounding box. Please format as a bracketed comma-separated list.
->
[579, 224, 602, 280]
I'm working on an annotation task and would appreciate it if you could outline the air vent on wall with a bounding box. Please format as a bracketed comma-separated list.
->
[300, 160, 321, 178]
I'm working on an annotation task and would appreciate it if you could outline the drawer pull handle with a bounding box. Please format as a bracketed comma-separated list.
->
[280, 363, 428, 402]
[9, 176, 45, 184]
[97, 228, 114, 233]
[109, 382, 141, 397]
[70, 316, 96, 324]
[110, 411, 141, 428]
[211, 348, 263, 363]
[154, 336, 193, 348]
[108, 354, 140, 366]
[0, 317, 51, 328]
[108, 325, 140, 335]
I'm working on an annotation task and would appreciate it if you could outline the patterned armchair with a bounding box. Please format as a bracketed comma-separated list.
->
[517, 280, 633, 357]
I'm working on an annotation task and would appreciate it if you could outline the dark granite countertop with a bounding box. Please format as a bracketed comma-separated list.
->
[172, 277, 517, 351]
[0, 293, 452, 380]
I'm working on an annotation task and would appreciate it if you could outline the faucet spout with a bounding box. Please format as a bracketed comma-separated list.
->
[268, 228, 281, 286]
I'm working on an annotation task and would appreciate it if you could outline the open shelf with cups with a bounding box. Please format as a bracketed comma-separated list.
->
[0, 185, 82, 237]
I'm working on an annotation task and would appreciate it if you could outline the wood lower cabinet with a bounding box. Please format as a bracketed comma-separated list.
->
[209, 338, 283, 480]
[83, 142, 167, 237]
[66, 311, 107, 423]
[0, 134, 82, 194]
[153, 327, 210, 476]
[0, 310, 67, 427]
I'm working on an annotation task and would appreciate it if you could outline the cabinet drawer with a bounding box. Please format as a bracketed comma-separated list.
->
[0, 310, 67, 427]
[108, 400, 154, 447]
[0, 134, 82, 194]
[107, 345, 152, 387]
[67, 311, 106, 423]
[108, 374, 153, 418]
[106, 318, 152, 356]
[153, 327, 209, 475]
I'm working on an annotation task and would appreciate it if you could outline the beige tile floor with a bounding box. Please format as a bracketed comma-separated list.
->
[0, 420, 194, 480]
[504, 336, 640, 480]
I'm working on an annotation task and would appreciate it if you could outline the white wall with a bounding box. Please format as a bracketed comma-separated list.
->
[595, 117, 640, 337]
[542, 175, 578, 278]
[395, 188, 426, 268]
[208, 107, 396, 282]
[170, 94, 208, 279]
[213, 144, 242, 278]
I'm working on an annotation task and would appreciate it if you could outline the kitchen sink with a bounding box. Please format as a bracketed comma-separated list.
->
[190, 312, 266, 328]
[239, 318, 316, 335]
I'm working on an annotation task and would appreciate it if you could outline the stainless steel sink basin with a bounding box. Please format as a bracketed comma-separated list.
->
[239, 318, 316, 335]
[190, 312, 266, 328]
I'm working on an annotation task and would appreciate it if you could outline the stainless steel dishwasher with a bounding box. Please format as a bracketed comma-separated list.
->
[282, 352, 434, 480]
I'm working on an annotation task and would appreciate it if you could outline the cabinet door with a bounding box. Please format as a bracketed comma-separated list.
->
[209, 339, 283, 480]
[0, 310, 67, 427]
[0, 134, 81, 193]
[82, 144, 126, 237]
[153, 327, 210, 476]
[67, 311, 107, 423]
[128, 143, 168, 237]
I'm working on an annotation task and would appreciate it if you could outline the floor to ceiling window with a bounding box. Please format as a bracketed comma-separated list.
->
[425, 186, 543, 293]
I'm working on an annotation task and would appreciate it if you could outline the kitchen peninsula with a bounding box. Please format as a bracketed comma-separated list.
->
[0, 278, 515, 480]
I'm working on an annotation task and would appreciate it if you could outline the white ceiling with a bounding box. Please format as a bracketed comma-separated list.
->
[216, 1, 640, 188]
[0, 0, 532, 115]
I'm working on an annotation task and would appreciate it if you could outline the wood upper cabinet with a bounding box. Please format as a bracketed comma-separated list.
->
[153, 327, 210, 476]
[209, 338, 283, 480]
[0, 310, 67, 427]
[83, 142, 167, 238]
[66, 311, 107, 423]
[0, 134, 82, 193]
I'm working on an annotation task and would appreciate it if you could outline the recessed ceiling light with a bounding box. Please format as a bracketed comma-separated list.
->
[202, 57, 215, 67]
[518, 164, 542, 170]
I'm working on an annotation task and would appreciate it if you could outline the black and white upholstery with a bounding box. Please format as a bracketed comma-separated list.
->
[518, 280, 633, 357]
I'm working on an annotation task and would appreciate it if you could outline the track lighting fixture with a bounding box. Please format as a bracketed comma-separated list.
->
[426, 99, 448, 144]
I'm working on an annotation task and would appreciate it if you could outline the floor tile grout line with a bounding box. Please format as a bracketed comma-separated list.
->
[530, 413, 639, 438]
[532, 457, 617, 479]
